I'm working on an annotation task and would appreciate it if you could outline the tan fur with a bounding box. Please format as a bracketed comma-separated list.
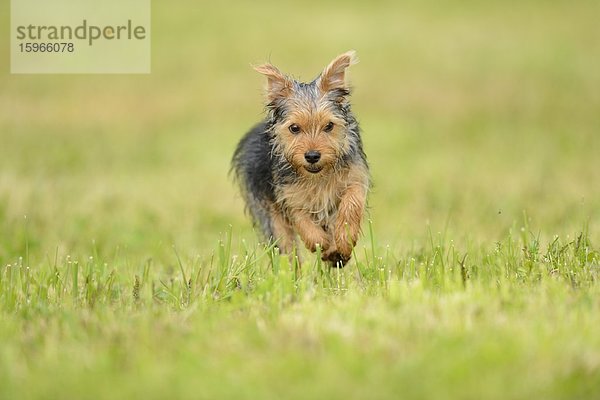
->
[318, 50, 358, 92]
[289, 209, 330, 252]
[271, 107, 348, 178]
[327, 164, 369, 259]
[253, 63, 292, 101]
[269, 204, 296, 254]
[275, 162, 369, 262]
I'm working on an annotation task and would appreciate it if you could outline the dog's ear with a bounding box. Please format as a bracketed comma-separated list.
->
[253, 63, 292, 102]
[318, 50, 358, 93]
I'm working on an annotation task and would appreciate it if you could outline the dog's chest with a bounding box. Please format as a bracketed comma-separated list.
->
[279, 174, 345, 226]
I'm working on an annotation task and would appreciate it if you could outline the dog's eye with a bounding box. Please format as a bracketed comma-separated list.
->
[323, 122, 334, 132]
[288, 124, 301, 134]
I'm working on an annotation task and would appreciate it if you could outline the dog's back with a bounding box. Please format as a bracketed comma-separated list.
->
[231, 122, 276, 237]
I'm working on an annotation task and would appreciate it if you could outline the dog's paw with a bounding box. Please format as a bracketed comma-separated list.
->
[303, 235, 331, 253]
[321, 247, 351, 268]
[334, 223, 359, 258]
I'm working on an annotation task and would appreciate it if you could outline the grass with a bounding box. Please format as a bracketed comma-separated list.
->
[1, 226, 599, 399]
[2, 0, 600, 398]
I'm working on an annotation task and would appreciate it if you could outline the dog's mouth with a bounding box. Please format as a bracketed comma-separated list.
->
[304, 165, 323, 174]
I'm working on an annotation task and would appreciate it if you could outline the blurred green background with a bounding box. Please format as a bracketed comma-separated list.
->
[1, 0, 599, 263]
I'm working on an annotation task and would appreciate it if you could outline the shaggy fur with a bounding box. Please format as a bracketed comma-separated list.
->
[232, 51, 370, 267]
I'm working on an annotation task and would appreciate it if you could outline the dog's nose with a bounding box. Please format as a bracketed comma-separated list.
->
[304, 150, 321, 164]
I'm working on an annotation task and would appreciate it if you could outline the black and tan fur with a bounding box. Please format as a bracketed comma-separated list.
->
[232, 51, 370, 267]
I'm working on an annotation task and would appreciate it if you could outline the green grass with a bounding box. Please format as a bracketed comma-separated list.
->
[2, 0, 600, 398]
[1, 227, 599, 399]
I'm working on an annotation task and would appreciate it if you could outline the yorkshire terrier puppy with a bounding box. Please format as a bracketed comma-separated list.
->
[232, 51, 370, 267]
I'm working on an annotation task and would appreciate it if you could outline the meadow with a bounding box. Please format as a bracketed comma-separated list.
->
[1, 0, 600, 398]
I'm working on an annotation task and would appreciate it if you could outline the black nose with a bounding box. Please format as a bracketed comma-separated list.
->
[304, 150, 321, 164]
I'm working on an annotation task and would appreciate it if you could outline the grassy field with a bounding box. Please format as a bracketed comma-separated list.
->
[2, 0, 600, 398]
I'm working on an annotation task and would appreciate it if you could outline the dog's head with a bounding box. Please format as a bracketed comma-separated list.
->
[254, 51, 360, 177]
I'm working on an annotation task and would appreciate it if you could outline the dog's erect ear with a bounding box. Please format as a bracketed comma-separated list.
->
[318, 50, 358, 93]
[253, 63, 292, 102]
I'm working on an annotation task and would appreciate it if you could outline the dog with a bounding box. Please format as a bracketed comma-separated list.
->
[232, 51, 370, 267]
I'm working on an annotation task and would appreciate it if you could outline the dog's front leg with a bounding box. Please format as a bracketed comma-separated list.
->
[289, 209, 330, 254]
[330, 181, 368, 263]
